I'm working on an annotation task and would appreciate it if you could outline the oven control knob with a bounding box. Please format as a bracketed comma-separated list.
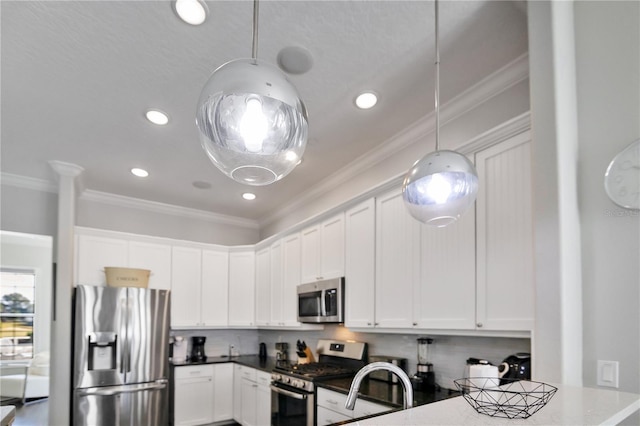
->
[292, 380, 300, 388]
[284, 377, 291, 384]
[272, 374, 281, 382]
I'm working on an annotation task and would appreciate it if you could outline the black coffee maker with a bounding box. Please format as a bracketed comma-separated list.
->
[190, 336, 207, 361]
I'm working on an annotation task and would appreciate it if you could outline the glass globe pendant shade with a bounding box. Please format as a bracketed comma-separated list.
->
[196, 58, 309, 186]
[402, 150, 479, 227]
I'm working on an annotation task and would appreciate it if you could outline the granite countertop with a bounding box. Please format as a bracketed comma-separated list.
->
[344, 383, 640, 425]
[317, 377, 457, 408]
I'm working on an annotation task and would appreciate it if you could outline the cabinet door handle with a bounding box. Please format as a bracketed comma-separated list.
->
[477, 322, 483, 328]
[374, 322, 379, 326]
[367, 322, 372, 326]
[413, 322, 417, 326]
[326, 399, 338, 405]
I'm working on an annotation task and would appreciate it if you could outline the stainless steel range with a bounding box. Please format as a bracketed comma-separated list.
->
[270, 339, 368, 426]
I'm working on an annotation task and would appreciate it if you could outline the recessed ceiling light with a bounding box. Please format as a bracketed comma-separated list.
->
[174, 0, 208, 26]
[242, 192, 256, 201]
[145, 109, 169, 125]
[355, 92, 378, 109]
[131, 168, 149, 177]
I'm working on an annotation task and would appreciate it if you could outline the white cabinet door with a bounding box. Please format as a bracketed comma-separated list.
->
[240, 378, 257, 426]
[300, 213, 345, 284]
[345, 199, 376, 328]
[256, 371, 272, 426]
[281, 233, 301, 326]
[76, 234, 128, 286]
[255, 247, 271, 326]
[174, 365, 214, 426]
[476, 135, 534, 331]
[229, 250, 256, 326]
[269, 240, 283, 325]
[352, 398, 392, 418]
[171, 246, 202, 327]
[416, 204, 476, 329]
[300, 224, 321, 284]
[316, 406, 351, 426]
[375, 188, 420, 328]
[233, 364, 243, 422]
[201, 248, 229, 326]
[128, 240, 172, 290]
[320, 213, 345, 280]
[213, 363, 234, 422]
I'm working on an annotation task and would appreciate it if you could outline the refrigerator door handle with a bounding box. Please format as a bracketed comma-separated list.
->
[77, 379, 168, 397]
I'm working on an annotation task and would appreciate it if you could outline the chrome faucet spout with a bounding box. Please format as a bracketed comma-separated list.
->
[345, 362, 414, 411]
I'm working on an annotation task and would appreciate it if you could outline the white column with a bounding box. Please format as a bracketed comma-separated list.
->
[527, 1, 583, 386]
[48, 160, 84, 426]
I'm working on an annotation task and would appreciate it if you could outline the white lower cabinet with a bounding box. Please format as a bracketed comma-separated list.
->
[316, 388, 391, 425]
[174, 365, 215, 426]
[233, 364, 271, 426]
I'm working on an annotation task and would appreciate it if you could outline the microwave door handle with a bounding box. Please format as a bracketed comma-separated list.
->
[320, 289, 327, 317]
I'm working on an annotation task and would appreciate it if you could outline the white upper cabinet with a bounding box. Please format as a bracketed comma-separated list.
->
[128, 240, 172, 290]
[475, 133, 534, 331]
[269, 240, 284, 325]
[375, 188, 421, 328]
[75, 234, 129, 286]
[228, 249, 256, 327]
[416, 201, 476, 329]
[75, 230, 171, 290]
[171, 246, 203, 328]
[300, 213, 345, 283]
[281, 233, 301, 326]
[200, 248, 229, 327]
[345, 199, 376, 328]
[254, 247, 271, 326]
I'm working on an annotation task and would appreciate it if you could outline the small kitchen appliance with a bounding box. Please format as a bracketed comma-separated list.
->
[259, 342, 267, 360]
[498, 353, 531, 384]
[297, 277, 345, 323]
[172, 336, 187, 362]
[369, 356, 408, 384]
[413, 337, 435, 391]
[275, 342, 289, 363]
[190, 336, 207, 361]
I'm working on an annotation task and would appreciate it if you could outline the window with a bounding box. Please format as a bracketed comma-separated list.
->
[0, 269, 36, 360]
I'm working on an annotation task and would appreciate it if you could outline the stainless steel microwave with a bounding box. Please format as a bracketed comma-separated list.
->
[297, 278, 344, 323]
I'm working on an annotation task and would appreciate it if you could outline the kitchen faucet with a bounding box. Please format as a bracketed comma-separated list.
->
[345, 362, 414, 410]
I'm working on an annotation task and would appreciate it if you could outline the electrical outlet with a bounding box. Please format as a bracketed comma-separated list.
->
[597, 360, 619, 388]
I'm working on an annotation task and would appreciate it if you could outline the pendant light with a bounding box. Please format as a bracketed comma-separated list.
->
[402, 0, 478, 227]
[196, 0, 308, 186]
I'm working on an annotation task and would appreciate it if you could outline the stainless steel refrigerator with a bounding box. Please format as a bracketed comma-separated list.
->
[72, 284, 170, 425]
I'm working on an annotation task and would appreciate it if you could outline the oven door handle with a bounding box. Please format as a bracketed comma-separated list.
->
[270, 385, 308, 400]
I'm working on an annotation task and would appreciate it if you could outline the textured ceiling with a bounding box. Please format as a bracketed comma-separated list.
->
[1, 1, 528, 222]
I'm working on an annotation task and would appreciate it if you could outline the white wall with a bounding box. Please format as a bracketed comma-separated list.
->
[0, 184, 58, 241]
[574, 1, 639, 393]
[0, 231, 53, 356]
[77, 196, 260, 246]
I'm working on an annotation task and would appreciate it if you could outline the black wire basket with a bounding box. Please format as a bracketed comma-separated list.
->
[454, 378, 558, 419]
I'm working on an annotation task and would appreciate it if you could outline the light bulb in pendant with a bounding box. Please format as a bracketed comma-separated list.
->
[240, 98, 268, 153]
[425, 173, 452, 204]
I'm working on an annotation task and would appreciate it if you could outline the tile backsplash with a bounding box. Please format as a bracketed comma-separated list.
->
[171, 325, 530, 390]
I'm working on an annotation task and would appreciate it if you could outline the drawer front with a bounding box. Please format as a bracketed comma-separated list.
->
[353, 398, 392, 418]
[256, 370, 271, 387]
[316, 388, 352, 418]
[174, 364, 215, 379]
[238, 365, 257, 382]
[316, 406, 351, 426]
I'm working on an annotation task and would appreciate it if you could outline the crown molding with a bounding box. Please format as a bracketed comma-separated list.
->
[260, 54, 530, 229]
[80, 190, 259, 230]
[48, 160, 84, 178]
[0, 173, 58, 193]
[1, 172, 259, 230]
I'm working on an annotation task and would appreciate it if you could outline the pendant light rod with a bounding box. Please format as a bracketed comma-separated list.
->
[434, 0, 440, 152]
[251, 0, 259, 60]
